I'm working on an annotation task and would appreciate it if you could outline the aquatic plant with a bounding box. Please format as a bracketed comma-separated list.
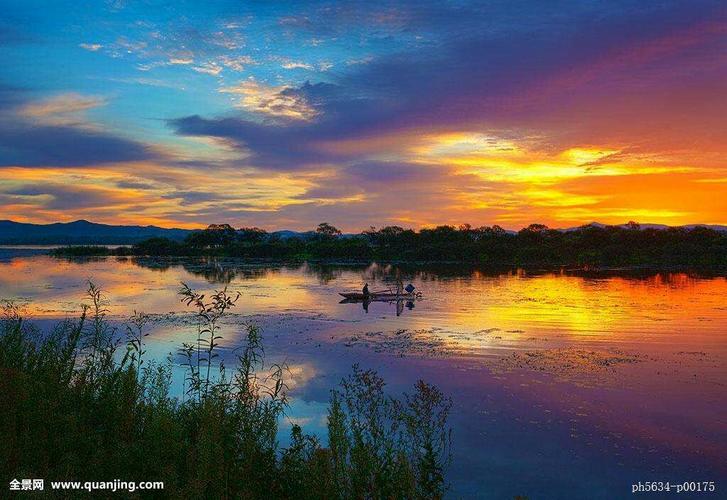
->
[327, 366, 452, 499]
[0, 283, 453, 498]
[123, 310, 149, 377]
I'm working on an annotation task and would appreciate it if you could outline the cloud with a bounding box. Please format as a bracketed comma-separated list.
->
[192, 62, 222, 76]
[168, 57, 193, 65]
[79, 43, 103, 51]
[18, 93, 107, 124]
[104, 77, 186, 90]
[218, 80, 319, 121]
[169, 80, 395, 169]
[1, 184, 128, 210]
[188, 55, 256, 76]
[0, 91, 156, 167]
[0, 162, 316, 227]
[108, 36, 148, 57]
[167, 1, 727, 174]
[115, 179, 158, 190]
[346, 56, 373, 66]
[279, 59, 314, 70]
[218, 55, 255, 71]
[170, 114, 325, 169]
[0, 122, 155, 167]
[97, 20, 249, 70]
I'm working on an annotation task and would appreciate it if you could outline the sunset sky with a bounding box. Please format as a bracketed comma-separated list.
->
[1, 0, 725, 231]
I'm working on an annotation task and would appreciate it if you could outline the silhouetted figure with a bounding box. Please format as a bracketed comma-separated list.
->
[362, 282, 370, 299]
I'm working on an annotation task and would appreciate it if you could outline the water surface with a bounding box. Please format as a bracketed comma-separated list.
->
[2, 254, 725, 499]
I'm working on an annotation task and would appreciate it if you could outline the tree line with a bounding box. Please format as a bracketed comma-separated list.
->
[53, 222, 727, 267]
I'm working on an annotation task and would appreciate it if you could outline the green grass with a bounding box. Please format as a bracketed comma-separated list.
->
[0, 283, 452, 499]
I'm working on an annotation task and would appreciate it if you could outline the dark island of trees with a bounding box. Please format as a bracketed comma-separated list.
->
[52, 222, 727, 268]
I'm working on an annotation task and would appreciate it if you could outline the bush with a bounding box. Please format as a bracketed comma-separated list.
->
[49, 245, 111, 257]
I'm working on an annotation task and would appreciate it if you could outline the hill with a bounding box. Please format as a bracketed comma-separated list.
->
[0, 220, 192, 245]
[566, 222, 727, 232]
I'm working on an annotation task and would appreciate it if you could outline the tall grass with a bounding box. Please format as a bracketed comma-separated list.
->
[0, 283, 452, 498]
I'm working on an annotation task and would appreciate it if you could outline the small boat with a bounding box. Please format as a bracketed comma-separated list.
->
[338, 291, 417, 301]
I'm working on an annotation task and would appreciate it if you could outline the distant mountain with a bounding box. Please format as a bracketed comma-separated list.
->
[563, 222, 727, 233]
[0, 220, 344, 245]
[270, 230, 317, 240]
[0, 220, 192, 245]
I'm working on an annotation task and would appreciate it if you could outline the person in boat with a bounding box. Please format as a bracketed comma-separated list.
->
[362, 282, 370, 299]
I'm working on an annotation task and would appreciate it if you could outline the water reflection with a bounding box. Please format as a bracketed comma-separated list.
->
[85, 255, 727, 289]
[1, 253, 725, 498]
[339, 297, 416, 316]
[2, 256, 727, 336]
[2, 253, 725, 353]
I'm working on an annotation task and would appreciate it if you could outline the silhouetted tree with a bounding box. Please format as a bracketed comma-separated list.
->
[90, 221, 727, 267]
[186, 224, 237, 248]
[238, 227, 268, 243]
[316, 222, 342, 238]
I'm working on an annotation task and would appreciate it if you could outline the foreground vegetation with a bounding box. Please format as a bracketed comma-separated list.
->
[0, 284, 452, 498]
[51, 222, 727, 267]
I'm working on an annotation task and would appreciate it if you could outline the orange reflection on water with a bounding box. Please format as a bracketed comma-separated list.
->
[402, 270, 727, 353]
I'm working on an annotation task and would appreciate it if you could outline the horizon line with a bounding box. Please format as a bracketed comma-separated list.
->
[3, 218, 726, 234]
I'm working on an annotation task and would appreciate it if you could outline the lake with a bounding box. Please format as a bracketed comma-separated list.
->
[2, 252, 725, 499]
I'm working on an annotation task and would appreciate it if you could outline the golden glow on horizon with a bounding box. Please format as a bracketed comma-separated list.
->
[0, 163, 316, 228]
[1, 127, 726, 229]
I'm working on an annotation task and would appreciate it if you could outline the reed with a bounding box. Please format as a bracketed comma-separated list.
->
[0, 283, 453, 498]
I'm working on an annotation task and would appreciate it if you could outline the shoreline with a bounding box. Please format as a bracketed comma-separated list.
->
[45, 251, 727, 275]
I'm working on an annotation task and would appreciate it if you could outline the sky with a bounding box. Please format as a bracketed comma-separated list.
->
[0, 0, 725, 231]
